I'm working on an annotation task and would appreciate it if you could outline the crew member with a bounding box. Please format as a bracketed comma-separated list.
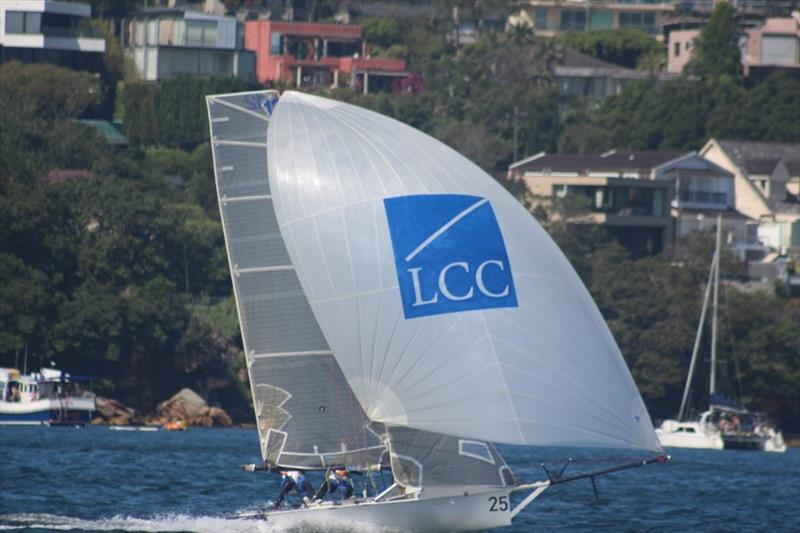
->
[315, 468, 354, 501]
[273, 469, 315, 508]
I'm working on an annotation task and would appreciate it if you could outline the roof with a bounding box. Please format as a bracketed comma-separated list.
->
[511, 150, 684, 174]
[744, 158, 781, 175]
[717, 139, 800, 177]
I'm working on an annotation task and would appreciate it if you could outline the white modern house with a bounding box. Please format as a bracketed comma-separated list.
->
[0, 0, 105, 71]
[125, 7, 255, 82]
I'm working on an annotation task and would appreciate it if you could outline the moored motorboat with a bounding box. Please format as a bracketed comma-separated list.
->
[0, 367, 95, 426]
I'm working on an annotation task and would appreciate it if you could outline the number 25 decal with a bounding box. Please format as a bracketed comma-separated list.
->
[489, 496, 509, 511]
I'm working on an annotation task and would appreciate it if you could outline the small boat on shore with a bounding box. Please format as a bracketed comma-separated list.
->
[0, 367, 96, 426]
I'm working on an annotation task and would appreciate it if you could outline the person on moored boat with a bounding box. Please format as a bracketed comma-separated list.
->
[273, 469, 315, 508]
[314, 468, 353, 501]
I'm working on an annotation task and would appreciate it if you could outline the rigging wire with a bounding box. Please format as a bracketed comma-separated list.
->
[721, 281, 746, 403]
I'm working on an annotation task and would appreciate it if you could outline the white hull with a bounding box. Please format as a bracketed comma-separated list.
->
[656, 420, 724, 450]
[257, 485, 547, 532]
[657, 419, 787, 453]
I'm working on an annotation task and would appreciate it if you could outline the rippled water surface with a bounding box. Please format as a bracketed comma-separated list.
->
[1, 427, 798, 531]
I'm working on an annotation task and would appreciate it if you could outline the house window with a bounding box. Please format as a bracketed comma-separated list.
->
[619, 12, 656, 33]
[590, 11, 613, 30]
[186, 20, 217, 47]
[535, 8, 548, 30]
[559, 10, 587, 32]
[674, 41, 680, 57]
[270, 32, 282, 54]
[5, 11, 41, 34]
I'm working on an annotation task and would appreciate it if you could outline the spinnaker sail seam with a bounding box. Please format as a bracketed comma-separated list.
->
[383, 314, 467, 395]
[505, 383, 637, 437]
[333, 105, 447, 195]
[400, 359, 495, 407]
[490, 330, 634, 428]
[480, 312, 525, 443]
[496, 280, 623, 398]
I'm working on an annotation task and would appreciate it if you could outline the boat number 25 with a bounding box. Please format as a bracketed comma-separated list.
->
[488, 496, 509, 512]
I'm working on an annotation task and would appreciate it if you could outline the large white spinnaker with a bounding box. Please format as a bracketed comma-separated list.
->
[268, 91, 661, 452]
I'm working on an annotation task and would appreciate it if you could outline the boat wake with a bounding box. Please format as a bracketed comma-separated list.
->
[0, 512, 402, 532]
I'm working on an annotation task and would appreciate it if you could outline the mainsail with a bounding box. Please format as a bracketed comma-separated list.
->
[267, 91, 661, 453]
[206, 91, 383, 469]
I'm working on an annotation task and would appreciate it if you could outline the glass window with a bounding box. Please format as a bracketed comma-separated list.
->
[270, 32, 282, 54]
[590, 11, 613, 30]
[186, 21, 203, 46]
[620, 12, 656, 33]
[559, 10, 587, 32]
[203, 23, 218, 47]
[6, 12, 26, 33]
[25, 12, 41, 33]
[146, 19, 158, 45]
[458, 440, 495, 465]
[534, 8, 548, 30]
[674, 41, 680, 57]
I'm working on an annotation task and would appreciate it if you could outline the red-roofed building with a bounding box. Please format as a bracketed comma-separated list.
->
[244, 20, 407, 92]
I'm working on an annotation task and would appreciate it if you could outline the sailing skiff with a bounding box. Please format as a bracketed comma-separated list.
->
[206, 90, 667, 531]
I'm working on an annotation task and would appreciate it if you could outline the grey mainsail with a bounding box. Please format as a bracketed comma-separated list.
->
[206, 91, 383, 469]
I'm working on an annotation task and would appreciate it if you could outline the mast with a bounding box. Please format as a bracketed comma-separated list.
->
[678, 250, 715, 421]
[709, 214, 722, 397]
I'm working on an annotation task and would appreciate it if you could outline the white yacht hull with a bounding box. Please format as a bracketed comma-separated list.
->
[256, 485, 546, 532]
[656, 420, 724, 450]
[0, 397, 95, 425]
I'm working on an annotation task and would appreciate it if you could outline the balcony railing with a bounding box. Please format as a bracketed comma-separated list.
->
[6, 26, 105, 39]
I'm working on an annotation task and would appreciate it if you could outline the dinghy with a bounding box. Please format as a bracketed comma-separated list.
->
[206, 90, 668, 531]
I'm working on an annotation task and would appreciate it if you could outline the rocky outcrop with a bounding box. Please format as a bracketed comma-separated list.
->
[155, 387, 233, 427]
[92, 396, 146, 426]
[92, 389, 234, 428]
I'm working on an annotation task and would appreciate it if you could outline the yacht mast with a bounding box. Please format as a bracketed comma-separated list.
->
[678, 250, 715, 421]
[709, 214, 722, 396]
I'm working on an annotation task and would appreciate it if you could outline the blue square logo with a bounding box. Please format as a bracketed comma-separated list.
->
[384, 194, 518, 319]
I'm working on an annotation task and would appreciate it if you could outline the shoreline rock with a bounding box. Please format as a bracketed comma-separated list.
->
[92, 388, 234, 428]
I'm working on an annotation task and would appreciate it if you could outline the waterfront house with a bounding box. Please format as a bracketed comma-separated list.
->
[701, 139, 800, 255]
[244, 20, 407, 92]
[125, 7, 255, 82]
[0, 0, 106, 72]
[509, 150, 750, 256]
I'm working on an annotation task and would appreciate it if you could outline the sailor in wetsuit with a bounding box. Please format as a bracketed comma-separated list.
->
[273, 469, 315, 508]
[314, 468, 354, 501]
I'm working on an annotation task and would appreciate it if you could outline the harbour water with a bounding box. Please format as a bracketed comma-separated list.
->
[1, 426, 798, 532]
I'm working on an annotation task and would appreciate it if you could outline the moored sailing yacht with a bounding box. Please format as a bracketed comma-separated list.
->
[207, 90, 669, 531]
[656, 216, 786, 453]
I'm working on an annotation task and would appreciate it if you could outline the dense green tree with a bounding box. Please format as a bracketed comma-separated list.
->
[685, 0, 743, 82]
[558, 29, 665, 70]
